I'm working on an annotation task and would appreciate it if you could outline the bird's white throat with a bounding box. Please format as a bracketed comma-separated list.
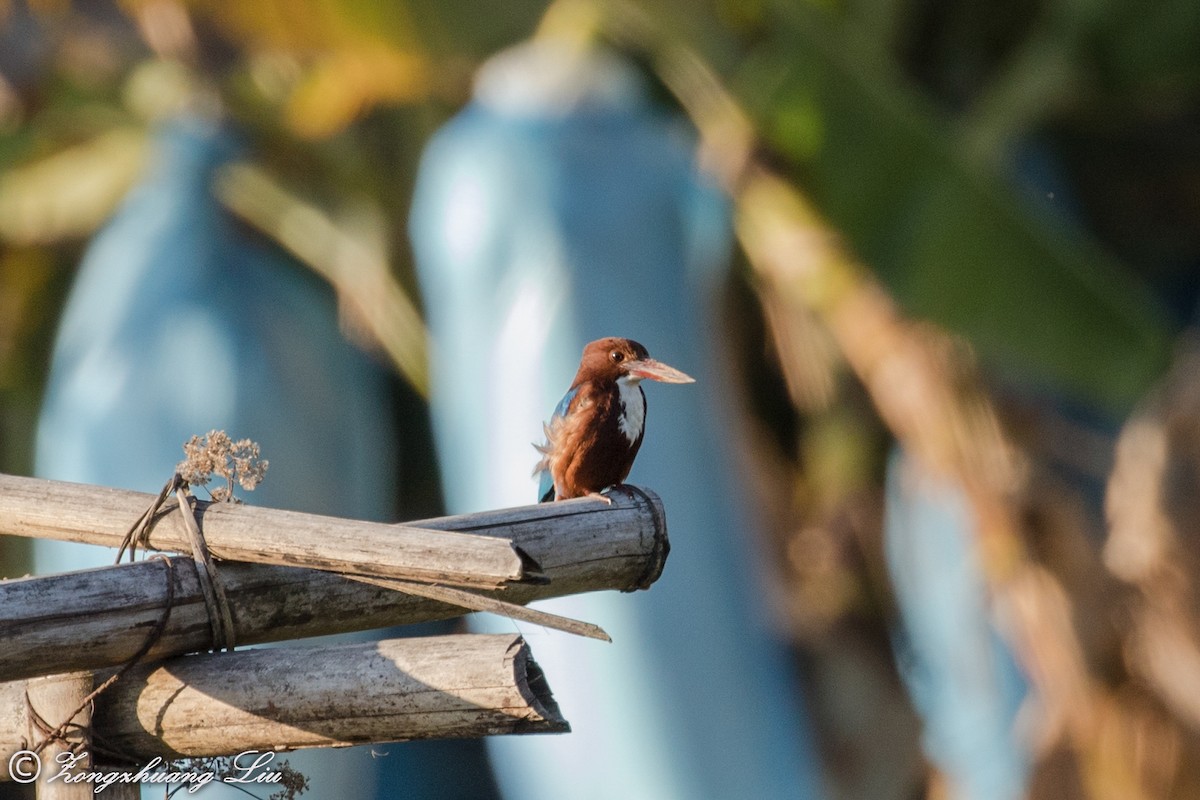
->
[617, 375, 645, 444]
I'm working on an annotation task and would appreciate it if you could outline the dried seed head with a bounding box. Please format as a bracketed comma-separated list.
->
[176, 430, 269, 501]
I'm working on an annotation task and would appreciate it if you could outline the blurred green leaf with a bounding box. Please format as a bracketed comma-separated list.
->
[641, 0, 1174, 413]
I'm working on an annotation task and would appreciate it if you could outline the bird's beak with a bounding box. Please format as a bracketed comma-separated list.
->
[628, 358, 695, 384]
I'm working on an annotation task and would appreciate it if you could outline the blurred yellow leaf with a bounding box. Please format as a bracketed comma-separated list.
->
[133, 0, 437, 137]
[0, 127, 148, 245]
[285, 46, 432, 138]
[177, 0, 421, 52]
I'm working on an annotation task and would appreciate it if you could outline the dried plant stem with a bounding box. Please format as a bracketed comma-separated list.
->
[347, 576, 611, 642]
[1106, 342, 1200, 732]
[732, 163, 1095, 747]
[214, 163, 430, 397]
[175, 486, 236, 651]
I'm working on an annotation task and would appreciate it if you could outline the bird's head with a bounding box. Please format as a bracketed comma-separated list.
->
[577, 337, 695, 386]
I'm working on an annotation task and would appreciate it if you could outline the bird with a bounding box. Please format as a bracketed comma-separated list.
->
[534, 337, 695, 502]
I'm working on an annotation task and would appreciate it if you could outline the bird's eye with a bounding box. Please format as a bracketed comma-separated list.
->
[610, 351, 624, 363]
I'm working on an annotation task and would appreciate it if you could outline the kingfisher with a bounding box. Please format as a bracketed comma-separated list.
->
[534, 337, 695, 502]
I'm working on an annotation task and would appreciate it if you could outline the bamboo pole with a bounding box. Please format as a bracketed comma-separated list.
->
[0, 473, 530, 589]
[23, 673, 92, 799]
[0, 485, 668, 682]
[0, 635, 564, 780]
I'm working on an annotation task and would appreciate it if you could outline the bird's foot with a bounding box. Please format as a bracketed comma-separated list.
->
[586, 491, 614, 506]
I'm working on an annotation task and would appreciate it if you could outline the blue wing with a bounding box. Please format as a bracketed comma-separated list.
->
[537, 467, 555, 504]
[535, 386, 578, 502]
